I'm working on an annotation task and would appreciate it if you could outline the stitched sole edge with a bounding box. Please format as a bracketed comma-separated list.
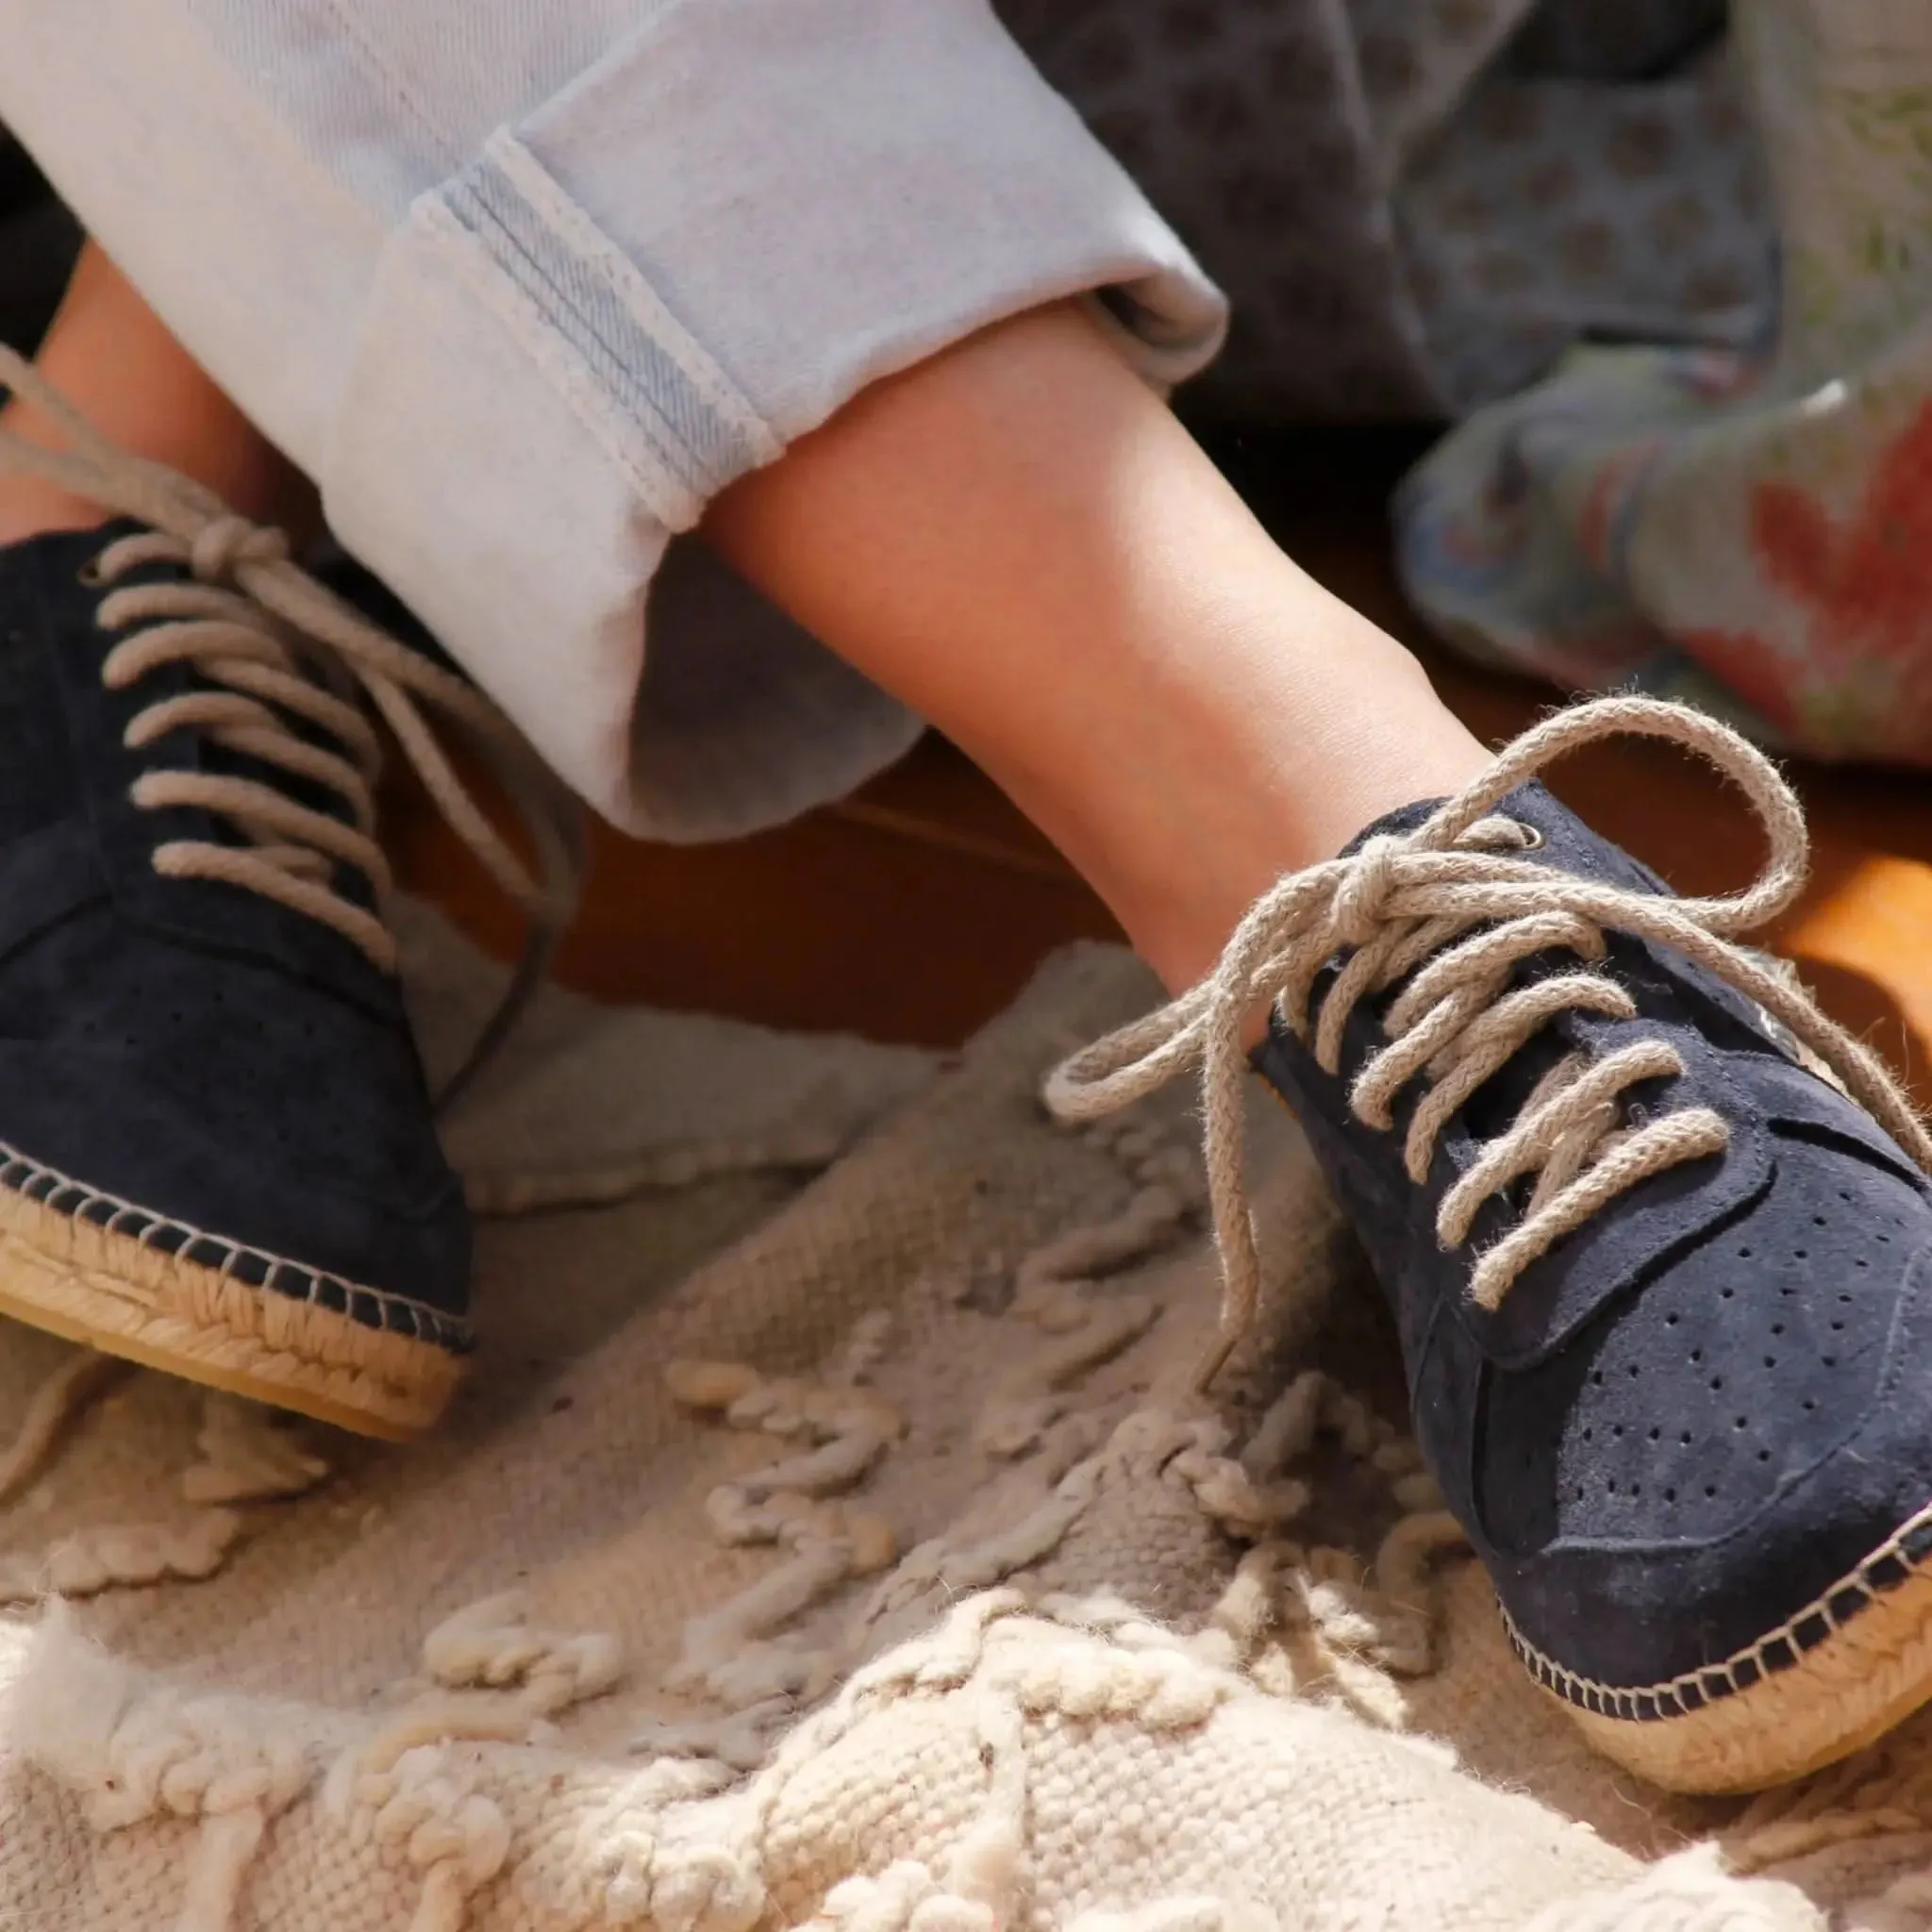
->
[1504, 1502, 1932, 1793]
[0, 1175, 461, 1441]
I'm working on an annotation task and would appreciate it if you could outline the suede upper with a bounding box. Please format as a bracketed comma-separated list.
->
[0, 525, 470, 1348]
[1255, 780, 1932, 1701]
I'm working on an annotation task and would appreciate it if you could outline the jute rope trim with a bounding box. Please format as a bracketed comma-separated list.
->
[0, 1137, 470, 1351]
[0, 1186, 461, 1435]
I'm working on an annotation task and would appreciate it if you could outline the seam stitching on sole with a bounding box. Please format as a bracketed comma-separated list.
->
[1500, 1497, 1932, 1723]
[0, 1138, 470, 1353]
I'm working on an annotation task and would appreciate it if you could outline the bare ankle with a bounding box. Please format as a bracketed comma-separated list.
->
[1056, 631, 1492, 996]
[0, 474, 108, 548]
[0, 243, 319, 553]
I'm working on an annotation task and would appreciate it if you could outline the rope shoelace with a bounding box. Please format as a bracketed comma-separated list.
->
[1047, 697, 1932, 1391]
[0, 343, 582, 1107]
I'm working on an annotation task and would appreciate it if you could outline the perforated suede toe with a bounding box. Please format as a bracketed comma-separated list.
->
[0, 520, 468, 1437]
[1056, 697, 1932, 1794]
[1252, 777, 1932, 1791]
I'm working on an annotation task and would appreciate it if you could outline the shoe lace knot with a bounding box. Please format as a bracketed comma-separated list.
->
[1326, 832, 1403, 952]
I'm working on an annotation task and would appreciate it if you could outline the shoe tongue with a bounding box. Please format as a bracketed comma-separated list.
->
[1340, 778, 1674, 899]
[1335, 792, 1450, 857]
[1334, 779, 1677, 1146]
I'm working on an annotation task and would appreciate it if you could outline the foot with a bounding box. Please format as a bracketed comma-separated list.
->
[0, 516, 473, 1438]
[1055, 698, 1932, 1794]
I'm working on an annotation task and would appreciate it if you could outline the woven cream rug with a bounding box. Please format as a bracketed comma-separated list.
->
[3, 908, 1931, 1931]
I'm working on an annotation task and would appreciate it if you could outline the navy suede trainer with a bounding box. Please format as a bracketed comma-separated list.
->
[1052, 699, 1932, 1794]
[0, 516, 477, 1438]
[0, 348, 575, 1437]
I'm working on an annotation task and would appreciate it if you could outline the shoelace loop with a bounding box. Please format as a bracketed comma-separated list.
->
[0, 343, 583, 1107]
[1047, 697, 1932, 1392]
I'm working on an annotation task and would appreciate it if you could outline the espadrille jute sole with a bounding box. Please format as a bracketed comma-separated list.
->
[0, 1177, 461, 1440]
[1507, 1504, 1932, 1793]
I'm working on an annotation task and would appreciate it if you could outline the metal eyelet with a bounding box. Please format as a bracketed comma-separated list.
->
[1512, 822, 1545, 851]
[75, 555, 107, 588]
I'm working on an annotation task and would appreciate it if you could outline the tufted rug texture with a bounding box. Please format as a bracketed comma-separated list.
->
[3, 909, 1931, 1930]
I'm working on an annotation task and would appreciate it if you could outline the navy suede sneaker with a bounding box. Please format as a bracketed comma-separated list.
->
[0, 515, 481, 1438]
[0, 350, 575, 1438]
[1053, 699, 1932, 1793]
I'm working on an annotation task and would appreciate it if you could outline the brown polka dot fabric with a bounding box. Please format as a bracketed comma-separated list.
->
[1001, 0, 1441, 418]
[995, 0, 1773, 420]
[1398, 46, 1773, 408]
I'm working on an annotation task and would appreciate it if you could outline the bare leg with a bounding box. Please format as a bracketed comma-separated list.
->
[0, 242, 311, 544]
[705, 302, 1490, 992]
[8, 258, 1482, 996]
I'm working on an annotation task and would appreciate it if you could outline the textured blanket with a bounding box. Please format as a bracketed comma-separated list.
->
[2, 908, 1929, 1931]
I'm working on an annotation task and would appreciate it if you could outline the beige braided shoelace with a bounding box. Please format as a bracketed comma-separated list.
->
[1048, 697, 1932, 1391]
[0, 343, 582, 1104]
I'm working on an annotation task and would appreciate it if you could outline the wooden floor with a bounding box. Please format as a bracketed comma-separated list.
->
[391, 424, 1932, 1103]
